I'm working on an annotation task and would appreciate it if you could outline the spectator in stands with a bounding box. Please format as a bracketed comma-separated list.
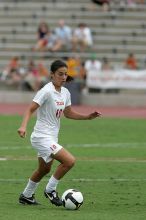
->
[33, 22, 49, 51]
[22, 60, 41, 91]
[91, 0, 110, 12]
[46, 29, 62, 52]
[37, 60, 50, 87]
[1, 56, 20, 80]
[65, 56, 86, 80]
[79, 61, 87, 81]
[5, 69, 22, 89]
[85, 53, 102, 73]
[64, 57, 86, 104]
[1, 56, 23, 88]
[124, 53, 138, 70]
[84, 53, 102, 93]
[126, 0, 137, 9]
[65, 57, 79, 78]
[72, 23, 93, 52]
[101, 57, 113, 70]
[34, 27, 62, 52]
[54, 19, 72, 50]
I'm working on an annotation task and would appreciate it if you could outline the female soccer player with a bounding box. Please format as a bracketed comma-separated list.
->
[18, 59, 101, 206]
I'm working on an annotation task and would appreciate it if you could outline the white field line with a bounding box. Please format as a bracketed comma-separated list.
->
[1, 157, 146, 163]
[0, 158, 7, 161]
[0, 142, 146, 150]
[72, 178, 146, 182]
[0, 178, 146, 183]
[0, 146, 31, 150]
[66, 143, 146, 148]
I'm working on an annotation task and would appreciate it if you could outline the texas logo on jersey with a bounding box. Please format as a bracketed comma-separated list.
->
[56, 101, 64, 106]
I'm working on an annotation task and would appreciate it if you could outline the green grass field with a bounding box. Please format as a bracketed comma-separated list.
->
[0, 115, 146, 220]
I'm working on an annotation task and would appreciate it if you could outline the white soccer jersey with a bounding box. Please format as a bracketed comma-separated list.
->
[31, 82, 71, 139]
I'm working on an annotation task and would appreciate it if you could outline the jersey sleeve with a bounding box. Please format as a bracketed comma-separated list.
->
[65, 90, 71, 107]
[33, 87, 49, 106]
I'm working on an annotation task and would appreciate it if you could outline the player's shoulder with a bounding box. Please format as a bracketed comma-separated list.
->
[40, 82, 52, 92]
[62, 86, 70, 95]
[35, 82, 52, 99]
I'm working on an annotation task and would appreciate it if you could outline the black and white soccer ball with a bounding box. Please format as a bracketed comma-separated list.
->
[62, 189, 83, 210]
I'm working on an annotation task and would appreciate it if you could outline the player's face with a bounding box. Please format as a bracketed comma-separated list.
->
[52, 66, 68, 88]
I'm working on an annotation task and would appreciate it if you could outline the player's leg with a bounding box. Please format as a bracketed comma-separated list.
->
[46, 148, 75, 191]
[30, 157, 53, 182]
[52, 148, 76, 179]
[19, 157, 53, 205]
[44, 148, 75, 206]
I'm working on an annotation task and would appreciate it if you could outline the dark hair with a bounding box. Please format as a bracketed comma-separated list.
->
[50, 59, 73, 81]
[50, 60, 68, 73]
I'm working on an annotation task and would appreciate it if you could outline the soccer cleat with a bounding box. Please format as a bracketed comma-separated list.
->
[19, 193, 39, 205]
[44, 190, 63, 206]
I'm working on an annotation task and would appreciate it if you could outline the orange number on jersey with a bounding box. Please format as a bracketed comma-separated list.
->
[56, 109, 63, 118]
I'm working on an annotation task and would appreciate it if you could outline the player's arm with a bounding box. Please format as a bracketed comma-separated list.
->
[63, 105, 101, 120]
[17, 101, 39, 138]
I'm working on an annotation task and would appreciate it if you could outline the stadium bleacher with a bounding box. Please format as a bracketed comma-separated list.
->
[0, 0, 146, 71]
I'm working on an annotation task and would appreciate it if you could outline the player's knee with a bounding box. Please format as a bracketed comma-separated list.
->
[66, 157, 76, 169]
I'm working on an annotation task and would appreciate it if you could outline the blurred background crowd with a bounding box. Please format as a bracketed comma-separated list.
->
[0, 0, 146, 94]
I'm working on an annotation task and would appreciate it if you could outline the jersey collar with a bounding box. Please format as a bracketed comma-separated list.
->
[50, 82, 62, 94]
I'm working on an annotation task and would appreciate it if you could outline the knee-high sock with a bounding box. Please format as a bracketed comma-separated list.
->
[23, 179, 39, 197]
[45, 175, 59, 192]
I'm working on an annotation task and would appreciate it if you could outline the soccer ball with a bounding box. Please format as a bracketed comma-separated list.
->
[62, 189, 83, 210]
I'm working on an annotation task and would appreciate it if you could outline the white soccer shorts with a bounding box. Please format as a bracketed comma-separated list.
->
[31, 136, 63, 163]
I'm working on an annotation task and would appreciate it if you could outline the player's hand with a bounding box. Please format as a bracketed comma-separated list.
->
[88, 111, 101, 119]
[17, 127, 26, 138]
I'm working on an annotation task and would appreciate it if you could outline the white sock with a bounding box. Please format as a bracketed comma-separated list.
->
[46, 175, 59, 193]
[23, 179, 39, 198]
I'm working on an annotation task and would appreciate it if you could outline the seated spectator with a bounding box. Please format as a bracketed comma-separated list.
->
[1, 56, 23, 88]
[33, 22, 49, 51]
[1, 56, 20, 80]
[34, 27, 62, 52]
[126, 0, 137, 9]
[124, 53, 138, 70]
[37, 60, 50, 87]
[72, 23, 93, 52]
[22, 60, 40, 91]
[54, 19, 72, 50]
[85, 53, 102, 72]
[4, 69, 22, 89]
[46, 30, 62, 52]
[101, 57, 113, 70]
